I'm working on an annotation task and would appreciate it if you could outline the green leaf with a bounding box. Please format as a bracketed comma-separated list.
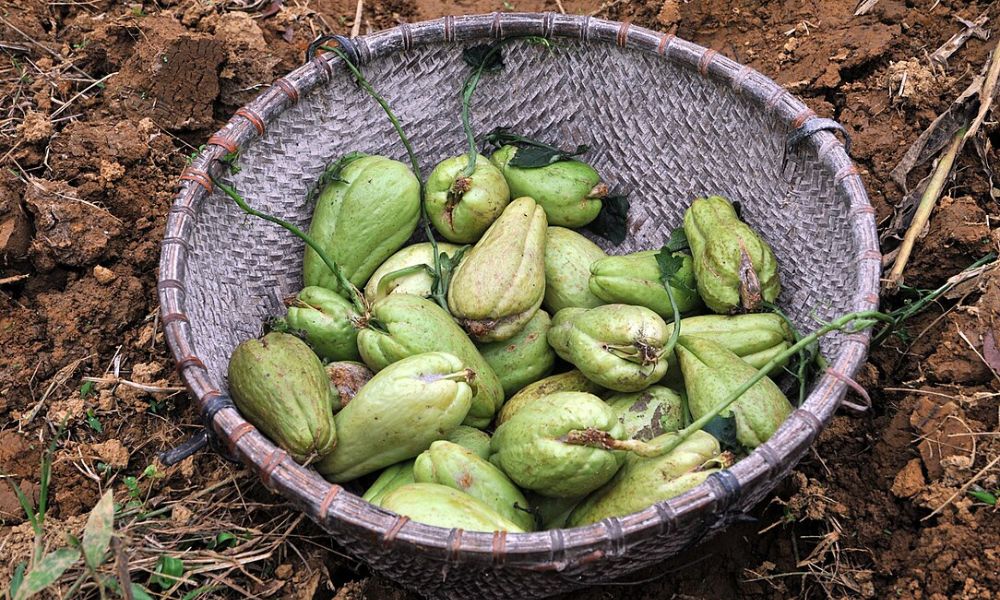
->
[85, 410, 102, 433]
[150, 556, 185, 590]
[82, 490, 114, 568]
[14, 548, 80, 600]
[307, 151, 368, 203]
[702, 414, 742, 453]
[968, 488, 998, 506]
[9, 561, 26, 599]
[655, 247, 695, 293]
[462, 43, 504, 72]
[664, 227, 689, 253]
[79, 381, 95, 398]
[213, 532, 237, 550]
[131, 583, 156, 600]
[584, 195, 629, 245]
[5, 477, 38, 530]
[182, 585, 221, 600]
[508, 144, 589, 168]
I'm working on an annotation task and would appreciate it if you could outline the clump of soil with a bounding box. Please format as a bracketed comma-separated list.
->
[1, 0, 999, 599]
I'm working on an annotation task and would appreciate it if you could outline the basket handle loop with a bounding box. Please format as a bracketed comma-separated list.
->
[786, 117, 852, 155]
[306, 34, 360, 67]
[157, 392, 241, 467]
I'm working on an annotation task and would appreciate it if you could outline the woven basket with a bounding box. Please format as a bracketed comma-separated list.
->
[159, 12, 880, 599]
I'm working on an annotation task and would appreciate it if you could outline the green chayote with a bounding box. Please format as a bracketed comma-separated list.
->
[490, 145, 605, 227]
[447, 197, 547, 342]
[683, 195, 780, 313]
[362, 460, 415, 506]
[567, 430, 722, 527]
[274, 286, 360, 362]
[380, 483, 526, 532]
[543, 226, 606, 313]
[444, 425, 492, 460]
[496, 370, 605, 426]
[676, 336, 793, 448]
[589, 250, 700, 320]
[357, 294, 504, 429]
[490, 392, 625, 498]
[606, 386, 684, 441]
[548, 304, 670, 392]
[477, 310, 555, 397]
[425, 154, 511, 243]
[363, 242, 462, 303]
[414, 441, 534, 531]
[325, 361, 372, 412]
[227, 332, 337, 463]
[316, 352, 473, 482]
[303, 155, 420, 294]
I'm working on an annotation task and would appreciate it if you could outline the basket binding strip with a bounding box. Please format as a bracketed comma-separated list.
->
[158, 12, 879, 599]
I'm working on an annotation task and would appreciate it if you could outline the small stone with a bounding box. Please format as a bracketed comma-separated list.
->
[171, 503, 193, 524]
[93, 265, 116, 284]
[92, 439, 130, 469]
[275, 564, 293, 579]
[891, 458, 926, 499]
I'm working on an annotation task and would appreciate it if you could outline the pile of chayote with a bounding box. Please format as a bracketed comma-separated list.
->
[227, 147, 795, 533]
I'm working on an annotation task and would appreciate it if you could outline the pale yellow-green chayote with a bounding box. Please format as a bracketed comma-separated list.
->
[363, 242, 462, 303]
[605, 386, 685, 441]
[276, 286, 360, 363]
[496, 370, 605, 427]
[490, 391, 625, 498]
[477, 310, 555, 398]
[380, 483, 526, 532]
[567, 430, 721, 526]
[543, 226, 606, 313]
[589, 250, 699, 320]
[227, 332, 337, 463]
[683, 195, 780, 313]
[424, 154, 511, 243]
[303, 155, 420, 294]
[447, 196, 547, 342]
[676, 336, 793, 448]
[316, 352, 473, 482]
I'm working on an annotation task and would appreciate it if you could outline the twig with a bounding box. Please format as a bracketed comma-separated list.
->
[81, 376, 185, 394]
[922, 454, 1000, 521]
[964, 43, 1000, 143]
[350, 0, 363, 38]
[930, 12, 990, 69]
[49, 71, 117, 119]
[854, 0, 879, 16]
[884, 126, 967, 293]
[0, 274, 28, 286]
[554, 0, 566, 13]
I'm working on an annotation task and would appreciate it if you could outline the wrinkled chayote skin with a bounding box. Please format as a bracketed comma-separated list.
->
[447, 197, 547, 342]
[425, 154, 511, 243]
[363, 242, 462, 303]
[676, 336, 793, 449]
[491, 392, 625, 498]
[548, 304, 670, 392]
[325, 361, 373, 412]
[477, 310, 555, 398]
[490, 145, 605, 227]
[227, 332, 337, 463]
[414, 441, 534, 531]
[361, 460, 415, 506]
[357, 294, 504, 428]
[496, 370, 605, 426]
[380, 483, 526, 532]
[316, 352, 473, 482]
[527, 492, 583, 530]
[274, 286, 360, 362]
[444, 425, 493, 460]
[589, 250, 700, 320]
[303, 155, 421, 294]
[543, 227, 606, 313]
[606, 386, 685, 441]
[567, 430, 722, 527]
[683, 195, 780, 314]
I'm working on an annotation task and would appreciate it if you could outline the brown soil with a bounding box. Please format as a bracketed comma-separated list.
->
[2, 0, 999, 599]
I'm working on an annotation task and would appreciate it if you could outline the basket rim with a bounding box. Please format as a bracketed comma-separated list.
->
[158, 11, 880, 572]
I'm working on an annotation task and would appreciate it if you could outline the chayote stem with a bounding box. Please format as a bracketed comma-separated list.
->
[375, 264, 434, 299]
[212, 176, 368, 315]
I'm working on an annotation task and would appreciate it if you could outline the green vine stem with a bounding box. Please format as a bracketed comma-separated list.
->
[212, 175, 368, 315]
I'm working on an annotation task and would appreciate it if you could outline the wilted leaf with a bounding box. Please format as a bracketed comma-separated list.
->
[702, 414, 742, 453]
[83, 490, 114, 568]
[14, 548, 80, 600]
[664, 227, 689, 252]
[307, 151, 368, 203]
[462, 44, 504, 72]
[508, 144, 588, 168]
[655, 247, 696, 294]
[585, 195, 629, 245]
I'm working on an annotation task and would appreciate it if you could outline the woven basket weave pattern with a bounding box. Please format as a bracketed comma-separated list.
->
[160, 13, 878, 599]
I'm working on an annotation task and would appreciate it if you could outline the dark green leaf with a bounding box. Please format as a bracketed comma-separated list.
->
[702, 414, 742, 453]
[307, 151, 368, 203]
[14, 548, 80, 600]
[664, 227, 689, 253]
[584, 195, 629, 245]
[5, 477, 37, 529]
[85, 410, 102, 433]
[182, 585, 221, 600]
[82, 490, 114, 568]
[150, 556, 185, 590]
[214, 532, 238, 550]
[731, 200, 743, 220]
[131, 583, 156, 600]
[80, 381, 95, 398]
[655, 247, 696, 294]
[462, 44, 504, 72]
[968, 488, 998, 506]
[10, 561, 26, 599]
[508, 144, 589, 168]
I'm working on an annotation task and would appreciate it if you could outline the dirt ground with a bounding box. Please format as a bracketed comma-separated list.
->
[2, 0, 1000, 598]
